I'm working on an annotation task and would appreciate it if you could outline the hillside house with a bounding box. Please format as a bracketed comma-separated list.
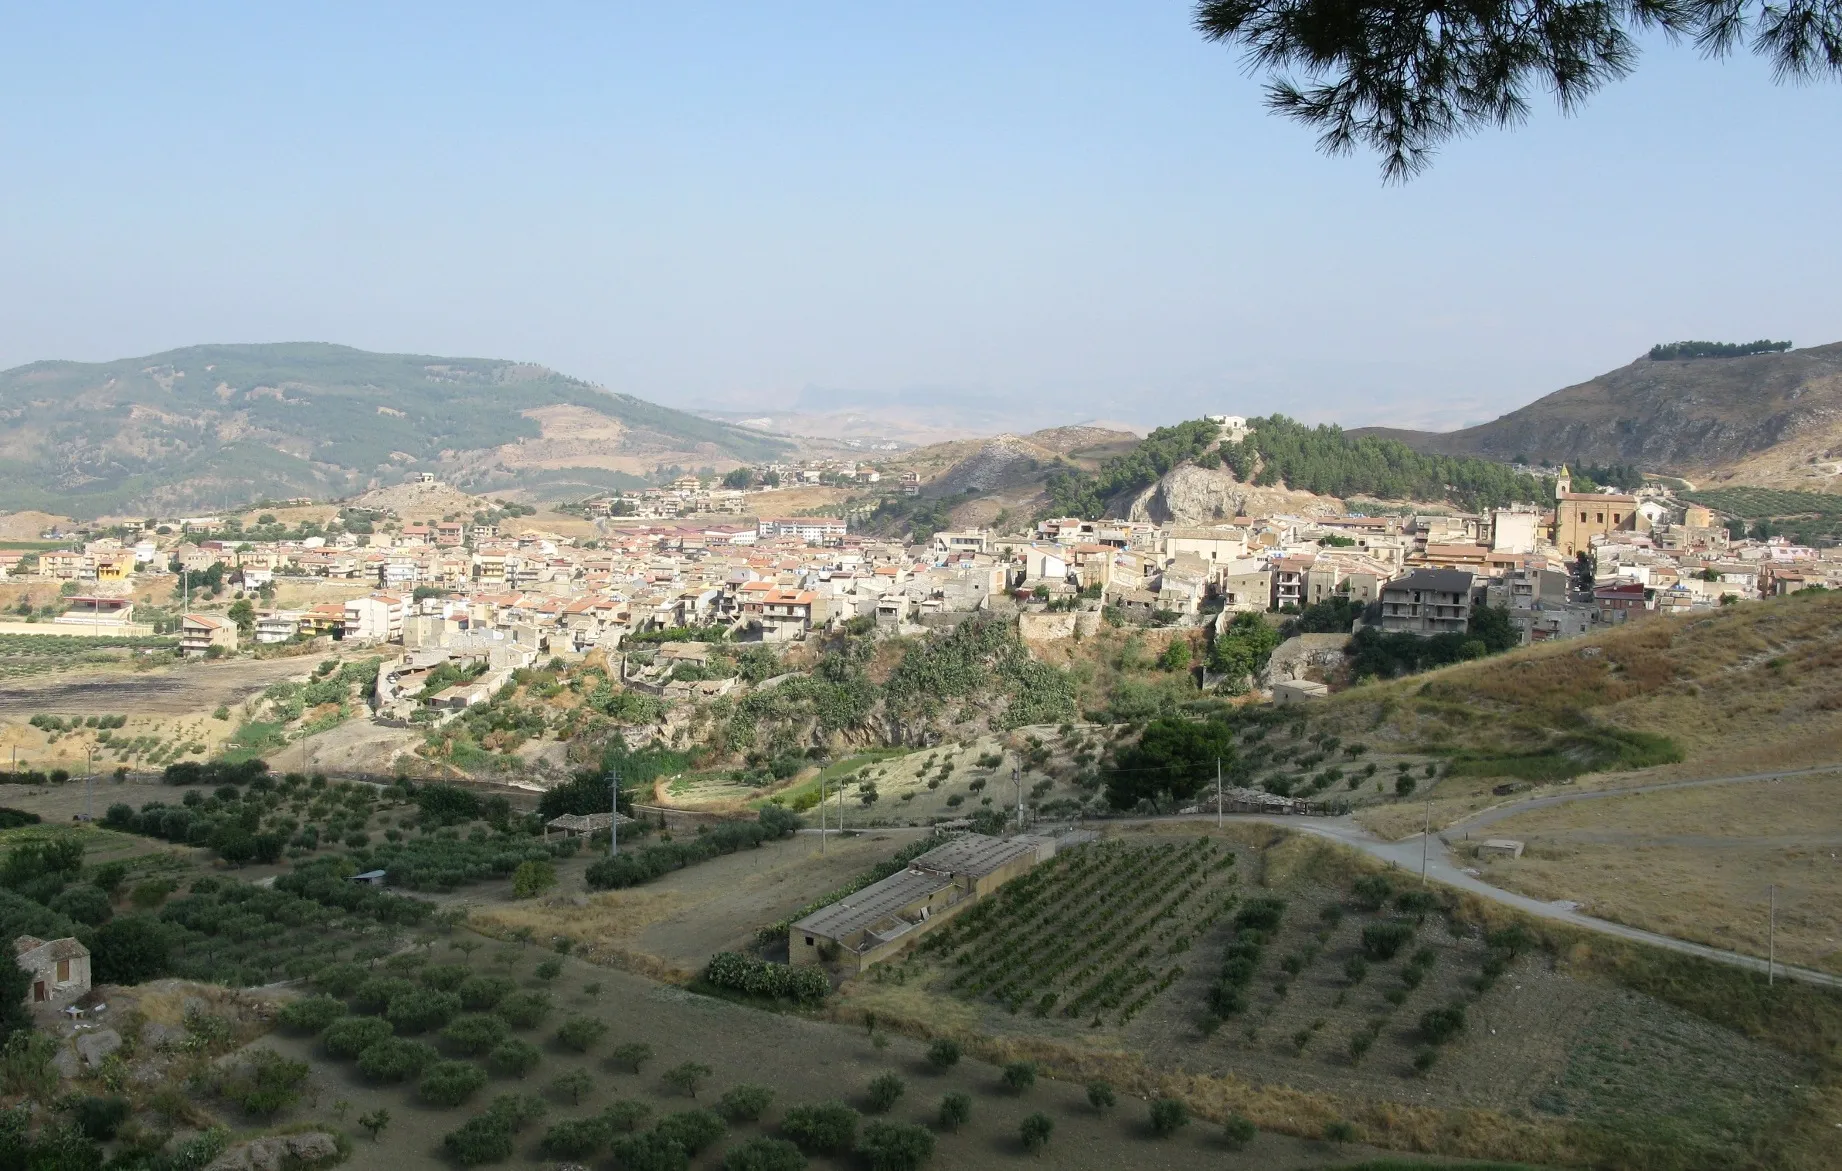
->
[179, 614, 238, 655]
[14, 935, 90, 1007]
[1378, 569, 1478, 637]
[790, 834, 1050, 973]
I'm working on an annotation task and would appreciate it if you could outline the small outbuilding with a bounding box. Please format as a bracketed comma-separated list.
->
[349, 869, 389, 885]
[1477, 839, 1526, 859]
[1272, 679, 1330, 704]
[14, 935, 91, 1007]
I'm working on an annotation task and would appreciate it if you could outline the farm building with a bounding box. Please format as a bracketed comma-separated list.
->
[14, 935, 90, 1007]
[1478, 839, 1526, 859]
[791, 833, 1052, 973]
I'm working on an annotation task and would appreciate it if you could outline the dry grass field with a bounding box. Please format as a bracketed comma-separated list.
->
[1464, 772, 1842, 974]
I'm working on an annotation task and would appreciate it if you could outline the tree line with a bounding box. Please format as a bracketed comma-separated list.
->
[1647, 340, 1791, 361]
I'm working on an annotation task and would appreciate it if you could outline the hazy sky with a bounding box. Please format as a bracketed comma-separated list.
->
[4, 3, 1838, 434]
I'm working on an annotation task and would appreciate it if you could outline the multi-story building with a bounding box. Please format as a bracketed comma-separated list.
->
[1379, 569, 1478, 637]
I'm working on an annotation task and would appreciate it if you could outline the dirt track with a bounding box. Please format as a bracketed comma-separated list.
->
[0, 656, 314, 716]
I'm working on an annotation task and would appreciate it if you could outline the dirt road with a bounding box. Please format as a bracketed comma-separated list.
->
[1118, 761, 1842, 991]
[0, 656, 315, 716]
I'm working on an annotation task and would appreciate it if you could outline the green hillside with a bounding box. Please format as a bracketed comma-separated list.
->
[0, 342, 790, 516]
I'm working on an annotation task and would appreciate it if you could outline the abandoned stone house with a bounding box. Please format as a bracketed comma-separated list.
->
[14, 935, 91, 1007]
[790, 833, 1052, 973]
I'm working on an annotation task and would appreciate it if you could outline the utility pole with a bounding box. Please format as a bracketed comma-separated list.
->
[1014, 761, 1023, 832]
[1215, 757, 1223, 829]
[819, 773, 827, 856]
[609, 766, 620, 858]
[1768, 884, 1776, 987]
[85, 748, 94, 822]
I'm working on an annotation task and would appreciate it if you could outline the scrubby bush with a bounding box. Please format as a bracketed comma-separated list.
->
[1395, 890, 1440, 919]
[654, 1109, 727, 1155]
[865, 1073, 905, 1114]
[703, 952, 829, 1004]
[486, 1038, 542, 1078]
[1351, 874, 1393, 911]
[1222, 1113, 1257, 1149]
[609, 1131, 690, 1171]
[388, 989, 462, 1035]
[663, 1061, 713, 1098]
[1020, 1112, 1053, 1155]
[533, 957, 564, 981]
[495, 990, 552, 1029]
[610, 1041, 654, 1073]
[1001, 1061, 1036, 1094]
[457, 973, 516, 1011]
[1420, 1002, 1468, 1044]
[555, 1016, 609, 1052]
[1360, 922, 1416, 962]
[857, 1121, 934, 1171]
[780, 1102, 860, 1154]
[925, 1038, 960, 1071]
[356, 1038, 438, 1083]
[71, 1096, 130, 1142]
[539, 1117, 608, 1159]
[420, 1060, 488, 1106]
[278, 995, 346, 1035]
[1086, 1081, 1115, 1112]
[721, 1137, 807, 1171]
[323, 1015, 393, 1059]
[213, 1047, 312, 1117]
[1149, 1097, 1189, 1137]
[938, 1092, 971, 1132]
[718, 1084, 774, 1123]
[443, 1013, 509, 1056]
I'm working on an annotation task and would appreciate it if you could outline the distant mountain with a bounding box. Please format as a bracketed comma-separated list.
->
[1354, 342, 1842, 488]
[0, 343, 792, 516]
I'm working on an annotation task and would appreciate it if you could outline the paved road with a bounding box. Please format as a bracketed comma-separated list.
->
[1118, 761, 1842, 991]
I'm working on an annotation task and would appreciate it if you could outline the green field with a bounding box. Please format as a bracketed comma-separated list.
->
[1681, 487, 1842, 543]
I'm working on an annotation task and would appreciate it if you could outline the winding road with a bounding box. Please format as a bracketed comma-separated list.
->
[1166, 763, 1842, 991]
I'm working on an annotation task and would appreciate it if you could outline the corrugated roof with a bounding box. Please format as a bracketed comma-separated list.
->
[910, 833, 1039, 879]
[792, 867, 953, 939]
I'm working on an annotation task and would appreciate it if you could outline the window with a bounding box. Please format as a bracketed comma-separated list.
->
[804, 935, 814, 946]
[1596, 513, 1604, 524]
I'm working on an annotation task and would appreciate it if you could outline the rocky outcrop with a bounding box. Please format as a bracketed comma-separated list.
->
[75, 1028, 122, 1068]
[1261, 634, 1352, 687]
[203, 1133, 341, 1171]
[1119, 464, 1342, 525]
[932, 435, 1060, 495]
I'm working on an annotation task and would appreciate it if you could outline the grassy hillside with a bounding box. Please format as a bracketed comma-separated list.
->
[1306, 589, 1842, 833]
[0, 342, 790, 515]
[1353, 340, 1842, 482]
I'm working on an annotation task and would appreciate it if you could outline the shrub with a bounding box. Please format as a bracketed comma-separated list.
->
[278, 995, 347, 1035]
[443, 1013, 509, 1056]
[923, 1037, 961, 1071]
[457, 974, 516, 1011]
[938, 1092, 971, 1132]
[857, 1121, 934, 1171]
[420, 1060, 488, 1107]
[539, 1117, 609, 1159]
[550, 1069, 594, 1105]
[357, 1038, 438, 1082]
[533, 957, 564, 982]
[323, 1015, 394, 1060]
[555, 1016, 609, 1052]
[352, 975, 417, 1015]
[718, 1084, 775, 1123]
[780, 1102, 860, 1154]
[1413, 1047, 1439, 1073]
[663, 1061, 713, 1098]
[388, 989, 462, 1034]
[703, 952, 830, 1004]
[1020, 1111, 1053, 1155]
[1420, 1003, 1468, 1045]
[653, 1109, 727, 1155]
[1395, 890, 1440, 919]
[1086, 1081, 1115, 1111]
[495, 990, 553, 1029]
[71, 1096, 131, 1142]
[1001, 1061, 1036, 1094]
[1344, 956, 1369, 984]
[601, 1100, 653, 1133]
[511, 859, 557, 898]
[213, 1047, 310, 1117]
[486, 1038, 541, 1077]
[1221, 1113, 1257, 1149]
[1325, 1119, 1358, 1146]
[610, 1041, 655, 1073]
[608, 1131, 689, 1171]
[1360, 922, 1415, 961]
[420, 963, 471, 991]
[865, 1073, 905, 1114]
[442, 1115, 514, 1166]
[1351, 874, 1392, 911]
[721, 1137, 807, 1171]
[1149, 1097, 1189, 1137]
